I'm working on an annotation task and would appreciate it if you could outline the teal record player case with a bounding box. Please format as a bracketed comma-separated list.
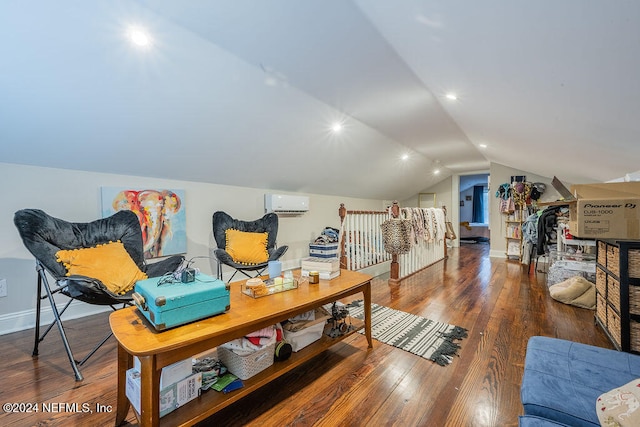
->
[132, 273, 230, 331]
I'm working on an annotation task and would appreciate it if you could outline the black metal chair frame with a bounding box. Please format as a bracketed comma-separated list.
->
[14, 209, 184, 381]
[212, 211, 288, 282]
[216, 258, 266, 282]
[32, 261, 128, 381]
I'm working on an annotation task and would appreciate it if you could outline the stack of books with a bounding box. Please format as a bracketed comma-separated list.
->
[300, 256, 340, 280]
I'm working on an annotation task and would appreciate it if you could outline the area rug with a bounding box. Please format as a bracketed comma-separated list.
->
[347, 302, 468, 366]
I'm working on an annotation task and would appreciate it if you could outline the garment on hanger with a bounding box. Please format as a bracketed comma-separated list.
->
[536, 206, 565, 255]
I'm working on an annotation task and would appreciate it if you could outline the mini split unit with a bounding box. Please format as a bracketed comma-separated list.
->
[264, 194, 310, 214]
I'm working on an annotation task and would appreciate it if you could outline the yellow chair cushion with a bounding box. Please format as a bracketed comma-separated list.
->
[55, 241, 147, 295]
[225, 229, 269, 265]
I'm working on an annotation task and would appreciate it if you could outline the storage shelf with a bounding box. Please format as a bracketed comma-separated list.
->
[159, 319, 364, 426]
[560, 234, 596, 247]
[595, 239, 640, 353]
[503, 206, 526, 263]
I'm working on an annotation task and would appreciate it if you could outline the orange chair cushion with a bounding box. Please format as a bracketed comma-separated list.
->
[55, 241, 147, 295]
[225, 229, 269, 265]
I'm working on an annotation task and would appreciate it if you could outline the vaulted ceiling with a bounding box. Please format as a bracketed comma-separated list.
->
[1, 1, 639, 200]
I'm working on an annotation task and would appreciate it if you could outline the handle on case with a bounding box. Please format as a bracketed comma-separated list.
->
[132, 292, 147, 311]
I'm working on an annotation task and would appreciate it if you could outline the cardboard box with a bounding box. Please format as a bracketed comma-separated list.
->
[126, 368, 202, 418]
[567, 182, 640, 239]
[133, 356, 192, 389]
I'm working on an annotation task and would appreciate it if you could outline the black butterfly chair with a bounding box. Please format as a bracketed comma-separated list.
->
[212, 211, 288, 281]
[13, 208, 184, 381]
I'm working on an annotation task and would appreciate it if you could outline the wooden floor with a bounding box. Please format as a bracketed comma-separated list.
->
[0, 244, 611, 427]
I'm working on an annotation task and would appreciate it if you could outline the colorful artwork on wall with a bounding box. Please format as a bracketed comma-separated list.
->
[101, 187, 186, 259]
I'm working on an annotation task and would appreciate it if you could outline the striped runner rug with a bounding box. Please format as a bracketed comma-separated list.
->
[348, 302, 468, 366]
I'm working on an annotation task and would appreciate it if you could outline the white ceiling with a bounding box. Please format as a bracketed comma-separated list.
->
[1, 1, 639, 200]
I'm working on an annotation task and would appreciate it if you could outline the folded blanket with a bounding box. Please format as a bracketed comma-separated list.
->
[220, 325, 277, 356]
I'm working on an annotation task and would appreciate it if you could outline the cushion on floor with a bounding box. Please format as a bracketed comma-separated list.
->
[521, 336, 640, 426]
[548, 276, 595, 309]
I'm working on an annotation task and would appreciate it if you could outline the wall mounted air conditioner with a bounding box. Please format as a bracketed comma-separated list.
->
[264, 194, 310, 214]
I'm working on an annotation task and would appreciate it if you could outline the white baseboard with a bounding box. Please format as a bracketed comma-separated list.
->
[489, 249, 507, 258]
[1, 257, 390, 336]
[357, 260, 391, 278]
[0, 301, 111, 336]
[224, 257, 391, 283]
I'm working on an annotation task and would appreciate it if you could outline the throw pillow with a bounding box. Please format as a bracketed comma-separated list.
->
[225, 229, 269, 265]
[549, 276, 596, 309]
[597, 378, 640, 426]
[56, 241, 147, 295]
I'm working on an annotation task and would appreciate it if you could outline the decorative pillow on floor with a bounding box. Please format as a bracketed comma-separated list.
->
[597, 378, 640, 427]
[548, 275, 596, 309]
[56, 241, 147, 295]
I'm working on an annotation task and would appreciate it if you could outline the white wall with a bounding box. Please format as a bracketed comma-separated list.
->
[0, 162, 383, 335]
[402, 176, 454, 214]
[402, 176, 456, 246]
[459, 187, 474, 222]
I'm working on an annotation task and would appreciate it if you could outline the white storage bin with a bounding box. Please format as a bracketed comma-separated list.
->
[283, 321, 326, 352]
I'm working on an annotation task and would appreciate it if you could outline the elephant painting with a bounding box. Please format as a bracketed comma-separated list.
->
[104, 188, 186, 259]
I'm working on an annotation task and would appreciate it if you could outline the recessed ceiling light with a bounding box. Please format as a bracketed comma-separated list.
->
[434, 169, 441, 175]
[479, 143, 487, 148]
[331, 122, 343, 133]
[401, 154, 409, 161]
[445, 93, 458, 101]
[128, 27, 152, 48]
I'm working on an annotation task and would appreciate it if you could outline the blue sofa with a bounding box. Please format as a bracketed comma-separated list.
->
[520, 336, 640, 426]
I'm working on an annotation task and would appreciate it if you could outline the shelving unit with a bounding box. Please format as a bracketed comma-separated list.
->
[595, 239, 640, 353]
[557, 222, 596, 256]
[504, 206, 525, 261]
[161, 319, 363, 425]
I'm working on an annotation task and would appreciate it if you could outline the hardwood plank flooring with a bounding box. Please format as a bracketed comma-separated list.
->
[0, 244, 611, 426]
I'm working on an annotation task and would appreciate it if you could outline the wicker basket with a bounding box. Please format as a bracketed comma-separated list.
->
[607, 245, 620, 277]
[607, 305, 622, 348]
[597, 241, 607, 267]
[217, 342, 275, 380]
[596, 267, 607, 297]
[596, 293, 607, 326]
[629, 249, 640, 279]
[608, 276, 621, 312]
[631, 321, 640, 353]
[630, 286, 640, 316]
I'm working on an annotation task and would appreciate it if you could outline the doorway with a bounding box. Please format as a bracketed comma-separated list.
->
[458, 173, 490, 244]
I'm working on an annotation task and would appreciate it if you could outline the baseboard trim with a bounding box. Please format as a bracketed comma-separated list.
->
[1, 257, 391, 336]
[0, 301, 111, 336]
[357, 260, 391, 278]
[489, 249, 507, 258]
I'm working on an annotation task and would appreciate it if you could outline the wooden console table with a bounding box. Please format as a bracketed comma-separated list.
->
[109, 269, 372, 426]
